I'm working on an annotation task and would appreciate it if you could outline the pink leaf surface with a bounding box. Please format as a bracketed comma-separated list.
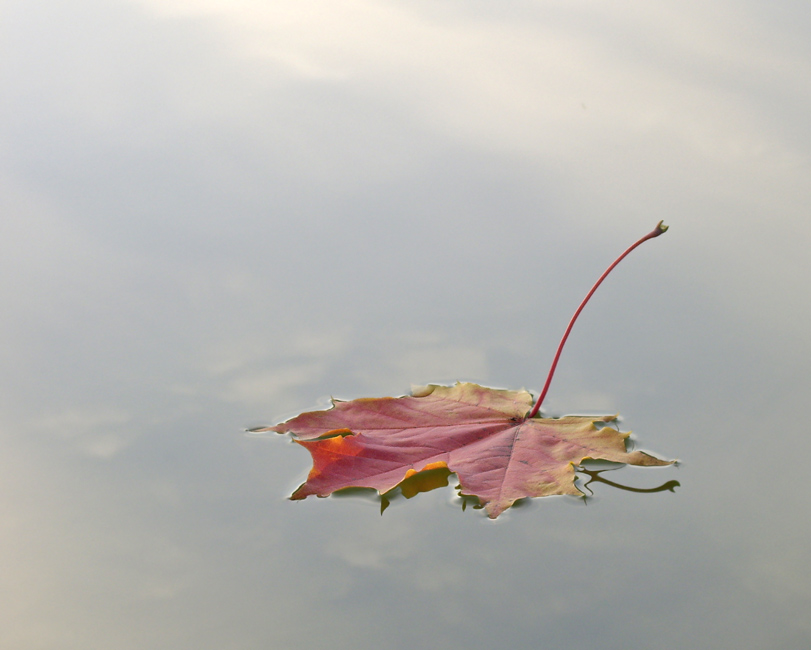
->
[262, 382, 672, 518]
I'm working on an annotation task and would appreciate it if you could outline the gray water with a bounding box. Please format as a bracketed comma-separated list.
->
[2, 2, 811, 648]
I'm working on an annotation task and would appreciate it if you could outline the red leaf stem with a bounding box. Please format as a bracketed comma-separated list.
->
[528, 220, 668, 418]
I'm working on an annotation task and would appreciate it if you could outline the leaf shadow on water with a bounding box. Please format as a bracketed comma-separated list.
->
[325, 463, 680, 517]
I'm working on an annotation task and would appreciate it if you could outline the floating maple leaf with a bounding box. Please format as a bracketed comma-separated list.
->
[254, 221, 675, 518]
[263, 382, 671, 518]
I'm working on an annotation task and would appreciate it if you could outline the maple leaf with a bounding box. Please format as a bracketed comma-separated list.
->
[254, 221, 675, 519]
[263, 382, 671, 518]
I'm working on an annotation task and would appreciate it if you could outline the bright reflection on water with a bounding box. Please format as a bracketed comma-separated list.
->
[2, 1, 811, 648]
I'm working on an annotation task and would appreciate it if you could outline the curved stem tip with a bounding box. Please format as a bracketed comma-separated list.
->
[528, 220, 668, 419]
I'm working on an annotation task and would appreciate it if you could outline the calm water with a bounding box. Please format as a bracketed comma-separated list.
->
[2, 2, 811, 648]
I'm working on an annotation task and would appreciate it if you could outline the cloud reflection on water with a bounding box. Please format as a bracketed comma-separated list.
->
[1, 0, 811, 648]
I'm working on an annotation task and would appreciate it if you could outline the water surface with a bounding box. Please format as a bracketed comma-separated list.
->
[2, 1, 810, 648]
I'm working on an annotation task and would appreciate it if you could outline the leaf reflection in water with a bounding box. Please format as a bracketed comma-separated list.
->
[323, 464, 679, 516]
[577, 465, 680, 497]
